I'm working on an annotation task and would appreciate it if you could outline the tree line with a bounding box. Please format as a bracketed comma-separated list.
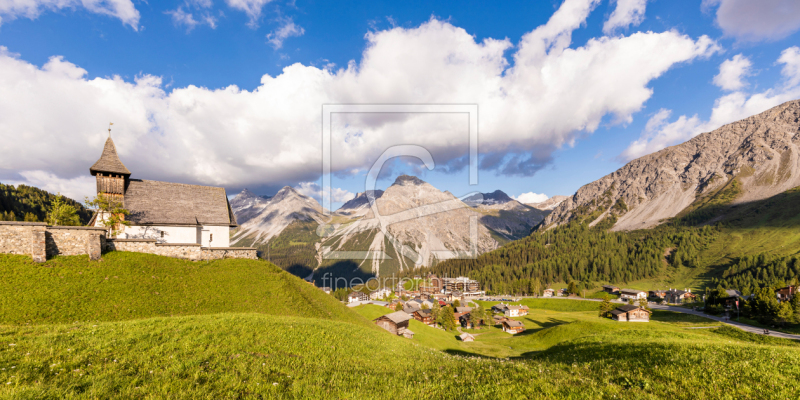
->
[416, 221, 719, 295]
[0, 183, 92, 224]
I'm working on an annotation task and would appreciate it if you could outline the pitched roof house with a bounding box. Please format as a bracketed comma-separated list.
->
[504, 305, 529, 317]
[664, 289, 696, 304]
[501, 319, 525, 334]
[374, 311, 413, 338]
[413, 309, 434, 325]
[459, 333, 475, 342]
[491, 303, 510, 314]
[454, 307, 473, 319]
[619, 289, 648, 300]
[89, 137, 237, 247]
[776, 286, 796, 301]
[610, 305, 651, 322]
[602, 285, 620, 294]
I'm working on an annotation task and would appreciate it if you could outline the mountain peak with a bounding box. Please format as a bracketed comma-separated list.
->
[235, 188, 256, 199]
[393, 175, 426, 186]
[462, 190, 514, 206]
[337, 190, 384, 211]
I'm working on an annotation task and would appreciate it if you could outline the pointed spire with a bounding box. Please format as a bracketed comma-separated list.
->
[90, 136, 131, 176]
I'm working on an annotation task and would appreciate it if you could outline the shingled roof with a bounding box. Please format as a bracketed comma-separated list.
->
[90, 137, 131, 176]
[375, 311, 411, 324]
[124, 179, 237, 226]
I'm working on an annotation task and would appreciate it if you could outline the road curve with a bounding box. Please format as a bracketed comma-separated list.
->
[481, 295, 800, 341]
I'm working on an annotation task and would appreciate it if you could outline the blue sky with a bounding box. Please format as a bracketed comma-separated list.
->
[1, 0, 800, 209]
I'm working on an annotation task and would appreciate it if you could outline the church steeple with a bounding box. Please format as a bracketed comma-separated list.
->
[90, 136, 130, 177]
[90, 133, 130, 200]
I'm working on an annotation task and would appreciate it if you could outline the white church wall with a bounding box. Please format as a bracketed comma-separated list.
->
[122, 225, 200, 244]
[201, 225, 231, 247]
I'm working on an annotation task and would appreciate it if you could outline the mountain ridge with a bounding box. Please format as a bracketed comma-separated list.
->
[542, 99, 800, 231]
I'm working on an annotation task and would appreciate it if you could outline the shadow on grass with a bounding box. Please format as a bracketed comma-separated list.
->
[513, 317, 570, 336]
[442, 349, 499, 359]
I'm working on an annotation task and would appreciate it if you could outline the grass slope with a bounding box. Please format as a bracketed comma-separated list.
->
[0, 252, 362, 326]
[4, 254, 800, 398]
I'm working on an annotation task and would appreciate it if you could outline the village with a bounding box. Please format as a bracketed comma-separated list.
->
[335, 275, 799, 340]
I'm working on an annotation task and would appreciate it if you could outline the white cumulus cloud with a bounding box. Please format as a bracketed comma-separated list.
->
[225, 0, 272, 26]
[0, 0, 721, 202]
[620, 46, 800, 161]
[294, 182, 355, 205]
[603, 0, 647, 34]
[166, 7, 217, 31]
[266, 18, 304, 49]
[514, 192, 549, 204]
[0, 0, 139, 29]
[713, 54, 752, 91]
[703, 0, 800, 42]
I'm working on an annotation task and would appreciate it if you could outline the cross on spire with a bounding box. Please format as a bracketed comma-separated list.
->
[108, 122, 114, 137]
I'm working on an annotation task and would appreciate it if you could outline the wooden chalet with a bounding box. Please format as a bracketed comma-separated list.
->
[491, 303, 510, 314]
[649, 289, 667, 298]
[610, 305, 651, 322]
[664, 288, 696, 304]
[459, 333, 475, 342]
[502, 319, 525, 334]
[602, 285, 620, 294]
[454, 306, 473, 319]
[776, 286, 795, 301]
[542, 289, 555, 297]
[413, 308, 434, 325]
[492, 315, 508, 325]
[374, 311, 413, 337]
[403, 302, 421, 314]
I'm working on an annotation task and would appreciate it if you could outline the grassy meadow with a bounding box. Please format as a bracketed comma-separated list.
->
[1, 252, 800, 398]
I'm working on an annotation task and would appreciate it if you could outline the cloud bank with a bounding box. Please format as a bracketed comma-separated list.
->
[0, 0, 140, 28]
[0, 0, 721, 202]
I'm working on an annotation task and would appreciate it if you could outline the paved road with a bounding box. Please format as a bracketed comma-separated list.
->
[482, 296, 800, 340]
[650, 304, 800, 340]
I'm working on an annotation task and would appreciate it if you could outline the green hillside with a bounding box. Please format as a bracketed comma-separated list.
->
[0, 182, 92, 223]
[0, 252, 363, 326]
[2, 253, 800, 398]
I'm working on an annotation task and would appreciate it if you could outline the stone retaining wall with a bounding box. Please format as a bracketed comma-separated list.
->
[0, 222, 257, 262]
[106, 239, 257, 261]
[46, 226, 107, 258]
[0, 222, 106, 262]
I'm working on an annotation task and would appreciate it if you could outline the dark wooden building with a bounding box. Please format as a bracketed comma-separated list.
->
[413, 309, 434, 325]
[610, 305, 651, 322]
[374, 311, 411, 336]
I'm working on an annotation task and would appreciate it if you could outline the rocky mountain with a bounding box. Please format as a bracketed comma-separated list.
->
[527, 195, 568, 211]
[463, 190, 549, 240]
[230, 177, 552, 280]
[335, 190, 384, 217]
[542, 100, 800, 231]
[321, 175, 500, 276]
[231, 186, 324, 246]
[229, 189, 272, 226]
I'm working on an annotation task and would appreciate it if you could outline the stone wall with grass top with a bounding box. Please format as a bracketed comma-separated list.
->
[106, 239, 257, 261]
[0, 222, 257, 262]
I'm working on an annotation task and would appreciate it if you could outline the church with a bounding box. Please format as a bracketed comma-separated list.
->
[88, 136, 238, 247]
